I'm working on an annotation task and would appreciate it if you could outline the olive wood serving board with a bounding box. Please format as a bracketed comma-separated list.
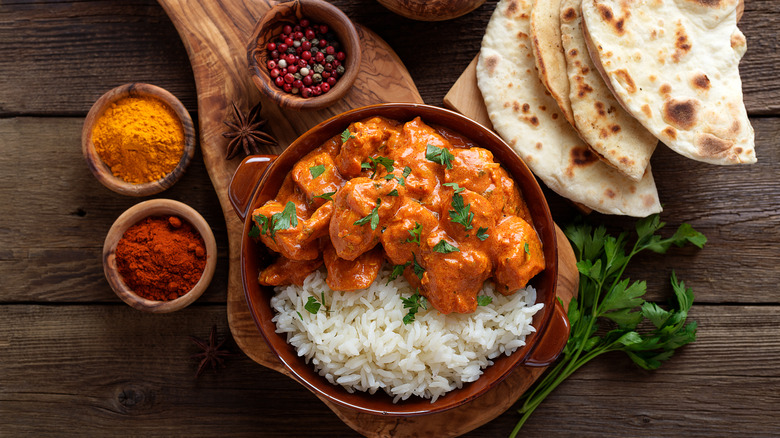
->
[158, 0, 578, 436]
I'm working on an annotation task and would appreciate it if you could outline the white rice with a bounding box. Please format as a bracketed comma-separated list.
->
[271, 266, 543, 403]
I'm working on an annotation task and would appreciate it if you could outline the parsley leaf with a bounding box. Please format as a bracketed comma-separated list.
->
[406, 222, 422, 245]
[448, 190, 474, 230]
[387, 261, 411, 284]
[476, 227, 489, 241]
[270, 201, 298, 238]
[443, 182, 465, 194]
[401, 289, 428, 324]
[524, 242, 530, 255]
[304, 296, 321, 314]
[341, 129, 355, 143]
[433, 239, 460, 253]
[313, 191, 336, 201]
[477, 295, 493, 306]
[248, 224, 260, 238]
[309, 164, 326, 179]
[425, 144, 455, 169]
[512, 215, 705, 436]
[388, 189, 399, 197]
[353, 198, 381, 230]
[362, 156, 394, 178]
[253, 214, 270, 236]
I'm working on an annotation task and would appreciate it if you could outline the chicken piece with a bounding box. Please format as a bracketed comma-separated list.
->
[492, 216, 545, 295]
[380, 199, 439, 266]
[258, 256, 323, 287]
[292, 147, 346, 208]
[491, 166, 532, 222]
[419, 228, 492, 314]
[329, 177, 401, 260]
[335, 117, 401, 178]
[251, 200, 319, 261]
[323, 242, 384, 291]
[386, 117, 447, 207]
[274, 173, 314, 219]
[439, 187, 497, 245]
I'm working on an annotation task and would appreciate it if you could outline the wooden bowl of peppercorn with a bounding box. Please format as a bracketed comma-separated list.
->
[247, 0, 361, 110]
[103, 199, 217, 313]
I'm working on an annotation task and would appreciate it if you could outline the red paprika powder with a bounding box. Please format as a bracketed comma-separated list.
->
[115, 215, 207, 301]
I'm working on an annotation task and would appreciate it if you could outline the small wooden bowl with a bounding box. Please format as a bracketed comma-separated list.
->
[82, 83, 196, 196]
[376, 0, 486, 21]
[103, 199, 217, 313]
[247, 0, 361, 110]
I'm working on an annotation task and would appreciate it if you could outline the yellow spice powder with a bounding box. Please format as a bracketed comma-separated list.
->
[92, 96, 185, 184]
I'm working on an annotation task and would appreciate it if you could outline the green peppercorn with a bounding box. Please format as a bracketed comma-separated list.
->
[312, 73, 322, 83]
[336, 65, 345, 75]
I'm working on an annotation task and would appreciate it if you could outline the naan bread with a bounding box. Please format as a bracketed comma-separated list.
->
[581, 0, 755, 165]
[477, 0, 662, 217]
[560, 0, 658, 181]
[530, 0, 576, 126]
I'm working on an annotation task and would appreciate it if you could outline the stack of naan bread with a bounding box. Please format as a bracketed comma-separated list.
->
[477, 0, 754, 216]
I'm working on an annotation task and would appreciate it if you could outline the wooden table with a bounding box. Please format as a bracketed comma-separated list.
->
[1, 1, 778, 436]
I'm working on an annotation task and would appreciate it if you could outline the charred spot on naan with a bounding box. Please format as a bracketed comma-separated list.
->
[686, 0, 723, 7]
[483, 55, 500, 75]
[662, 126, 678, 140]
[691, 73, 711, 91]
[568, 146, 599, 174]
[562, 6, 577, 22]
[695, 133, 735, 158]
[594, 2, 629, 36]
[641, 104, 653, 118]
[613, 69, 637, 93]
[659, 84, 672, 95]
[662, 97, 700, 130]
[673, 23, 692, 63]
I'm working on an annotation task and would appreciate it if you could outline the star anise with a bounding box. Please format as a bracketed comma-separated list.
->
[222, 101, 278, 159]
[190, 324, 233, 378]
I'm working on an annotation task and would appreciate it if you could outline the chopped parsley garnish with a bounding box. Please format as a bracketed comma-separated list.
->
[248, 224, 260, 238]
[304, 292, 330, 315]
[251, 201, 298, 240]
[425, 144, 455, 169]
[341, 129, 355, 143]
[296, 311, 304, 320]
[477, 295, 493, 306]
[433, 239, 460, 254]
[406, 222, 422, 245]
[388, 189, 399, 197]
[443, 182, 464, 194]
[313, 191, 336, 201]
[387, 261, 411, 284]
[524, 242, 530, 255]
[362, 156, 394, 178]
[309, 164, 326, 179]
[449, 190, 474, 230]
[477, 227, 489, 241]
[353, 198, 381, 230]
[402, 289, 428, 325]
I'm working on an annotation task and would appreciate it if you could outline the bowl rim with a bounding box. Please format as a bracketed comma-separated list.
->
[247, 0, 362, 110]
[103, 198, 217, 313]
[239, 103, 559, 416]
[82, 82, 196, 197]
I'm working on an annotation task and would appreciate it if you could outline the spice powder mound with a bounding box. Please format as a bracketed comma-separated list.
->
[115, 216, 207, 301]
[92, 96, 185, 184]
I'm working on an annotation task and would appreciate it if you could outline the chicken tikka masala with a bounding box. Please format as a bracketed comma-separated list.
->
[253, 116, 544, 314]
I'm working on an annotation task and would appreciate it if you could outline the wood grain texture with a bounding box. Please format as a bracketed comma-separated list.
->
[1, 304, 778, 436]
[1, 0, 777, 114]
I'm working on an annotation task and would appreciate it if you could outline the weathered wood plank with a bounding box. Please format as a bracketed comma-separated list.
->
[0, 116, 229, 302]
[0, 0, 777, 114]
[1, 305, 777, 436]
[2, 116, 777, 304]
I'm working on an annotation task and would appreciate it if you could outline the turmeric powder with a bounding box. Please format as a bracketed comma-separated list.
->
[92, 96, 185, 184]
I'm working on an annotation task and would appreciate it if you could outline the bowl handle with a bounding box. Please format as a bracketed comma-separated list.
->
[523, 299, 570, 367]
[228, 155, 278, 222]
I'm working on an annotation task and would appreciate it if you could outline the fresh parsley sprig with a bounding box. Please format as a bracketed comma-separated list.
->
[425, 144, 455, 169]
[402, 289, 428, 324]
[353, 198, 381, 230]
[510, 214, 706, 436]
[341, 129, 355, 143]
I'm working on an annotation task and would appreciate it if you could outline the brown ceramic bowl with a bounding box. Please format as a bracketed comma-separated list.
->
[376, 0, 487, 21]
[247, 0, 361, 110]
[103, 199, 217, 313]
[228, 103, 568, 416]
[82, 83, 196, 197]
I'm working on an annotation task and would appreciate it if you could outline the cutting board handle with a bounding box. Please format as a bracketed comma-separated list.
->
[523, 299, 570, 367]
[228, 155, 277, 222]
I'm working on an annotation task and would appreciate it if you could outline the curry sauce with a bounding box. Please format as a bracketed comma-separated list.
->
[253, 116, 544, 314]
